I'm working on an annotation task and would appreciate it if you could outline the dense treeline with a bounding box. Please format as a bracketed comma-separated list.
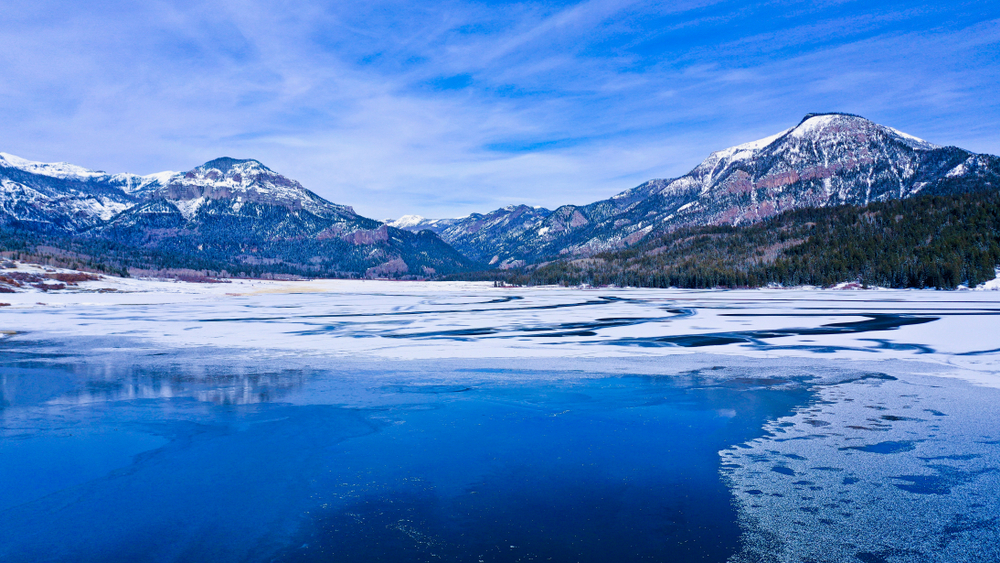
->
[449, 191, 1000, 289]
[0, 226, 133, 277]
[0, 224, 385, 279]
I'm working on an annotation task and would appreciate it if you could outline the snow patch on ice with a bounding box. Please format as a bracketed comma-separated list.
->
[2, 265, 999, 382]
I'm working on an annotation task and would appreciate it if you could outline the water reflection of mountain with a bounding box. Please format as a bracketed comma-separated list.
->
[27, 366, 309, 406]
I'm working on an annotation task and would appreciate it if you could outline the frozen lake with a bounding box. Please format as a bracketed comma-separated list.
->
[2, 277, 999, 562]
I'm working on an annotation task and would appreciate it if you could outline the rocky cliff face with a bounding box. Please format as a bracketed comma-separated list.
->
[393, 113, 1000, 265]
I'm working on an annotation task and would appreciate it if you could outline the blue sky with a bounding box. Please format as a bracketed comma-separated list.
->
[1, 1, 998, 219]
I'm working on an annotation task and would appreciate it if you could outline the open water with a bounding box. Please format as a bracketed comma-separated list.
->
[0, 351, 814, 563]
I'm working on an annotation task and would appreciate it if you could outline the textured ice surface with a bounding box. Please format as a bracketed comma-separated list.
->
[723, 373, 1000, 563]
[2, 276, 1000, 379]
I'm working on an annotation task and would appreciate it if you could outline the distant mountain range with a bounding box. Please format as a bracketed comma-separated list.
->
[2, 112, 999, 279]
[0, 155, 471, 277]
[389, 113, 1000, 267]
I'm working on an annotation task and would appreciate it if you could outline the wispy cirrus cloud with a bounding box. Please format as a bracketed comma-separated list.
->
[0, 0, 997, 219]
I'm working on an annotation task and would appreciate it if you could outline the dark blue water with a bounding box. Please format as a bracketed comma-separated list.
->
[0, 358, 810, 563]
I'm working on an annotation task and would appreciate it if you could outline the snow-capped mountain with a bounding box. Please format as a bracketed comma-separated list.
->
[0, 152, 176, 230]
[384, 215, 465, 233]
[637, 112, 998, 230]
[392, 113, 1000, 265]
[1, 155, 472, 277]
[0, 152, 178, 193]
[152, 157, 357, 221]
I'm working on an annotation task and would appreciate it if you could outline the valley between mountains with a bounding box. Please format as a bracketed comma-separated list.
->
[3, 113, 999, 288]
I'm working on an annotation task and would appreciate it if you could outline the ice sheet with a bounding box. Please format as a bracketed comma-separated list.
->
[724, 372, 1000, 563]
[2, 274, 999, 385]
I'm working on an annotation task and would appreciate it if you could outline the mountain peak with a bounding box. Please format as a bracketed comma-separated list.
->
[157, 157, 364, 220]
[796, 112, 866, 126]
[707, 114, 882, 164]
[788, 113, 938, 149]
[792, 112, 871, 135]
[180, 157, 283, 186]
[196, 157, 270, 174]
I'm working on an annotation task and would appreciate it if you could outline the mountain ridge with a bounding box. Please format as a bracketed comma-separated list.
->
[467, 190, 1000, 290]
[4, 112, 999, 280]
[393, 113, 1000, 266]
[0, 155, 473, 278]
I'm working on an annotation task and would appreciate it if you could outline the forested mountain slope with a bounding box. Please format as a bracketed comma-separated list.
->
[399, 113, 1000, 267]
[449, 191, 1000, 289]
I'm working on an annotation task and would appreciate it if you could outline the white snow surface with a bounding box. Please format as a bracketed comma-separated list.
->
[2, 268, 999, 386]
[976, 269, 1000, 290]
[886, 125, 940, 149]
[172, 196, 207, 220]
[709, 127, 793, 163]
[946, 162, 969, 178]
[789, 114, 844, 139]
[787, 114, 939, 150]
[110, 170, 181, 194]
